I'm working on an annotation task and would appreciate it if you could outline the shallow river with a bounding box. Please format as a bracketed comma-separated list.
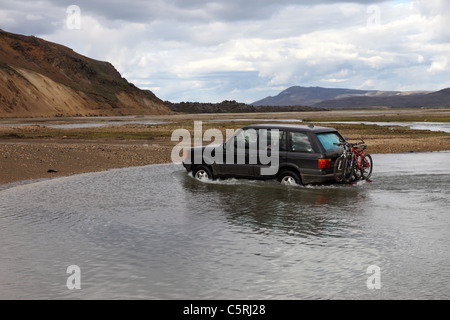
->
[0, 152, 449, 300]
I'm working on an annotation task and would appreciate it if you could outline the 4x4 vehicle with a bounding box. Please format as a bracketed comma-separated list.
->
[182, 124, 345, 186]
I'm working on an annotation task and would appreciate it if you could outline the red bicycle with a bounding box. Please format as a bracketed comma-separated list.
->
[334, 140, 373, 183]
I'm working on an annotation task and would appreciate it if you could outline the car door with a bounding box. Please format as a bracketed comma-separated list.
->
[215, 128, 256, 177]
[254, 129, 287, 177]
[286, 131, 318, 171]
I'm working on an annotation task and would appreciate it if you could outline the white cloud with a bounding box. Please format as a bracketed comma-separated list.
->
[1, 0, 450, 103]
[428, 56, 448, 74]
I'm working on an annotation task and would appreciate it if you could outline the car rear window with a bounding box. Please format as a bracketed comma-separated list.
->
[316, 132, 343, 152]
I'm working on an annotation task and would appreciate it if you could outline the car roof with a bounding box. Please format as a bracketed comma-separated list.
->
[242, 123, 338, 133]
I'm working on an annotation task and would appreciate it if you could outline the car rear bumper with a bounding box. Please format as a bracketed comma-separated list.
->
[300, 170, 336, 185]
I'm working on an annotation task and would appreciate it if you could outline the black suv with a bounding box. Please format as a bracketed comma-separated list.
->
[182, 124, 345, 185]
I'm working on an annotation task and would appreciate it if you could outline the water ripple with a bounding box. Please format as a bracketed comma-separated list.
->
[1, 153, 450, 299]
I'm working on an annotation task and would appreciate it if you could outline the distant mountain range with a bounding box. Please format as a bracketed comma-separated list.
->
[252, 86, 450, 108]
[0, 29, 171, 118]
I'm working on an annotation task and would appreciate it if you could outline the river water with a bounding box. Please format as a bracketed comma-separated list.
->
[319, 121, 450, 133]
[0, 152, 449, 300]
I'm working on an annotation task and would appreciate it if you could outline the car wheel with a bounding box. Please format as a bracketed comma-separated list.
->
[277, 170, 301, 186]
[193, 165, 213, 181]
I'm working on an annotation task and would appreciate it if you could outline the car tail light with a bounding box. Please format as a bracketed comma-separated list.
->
[318, 158, 332, 169]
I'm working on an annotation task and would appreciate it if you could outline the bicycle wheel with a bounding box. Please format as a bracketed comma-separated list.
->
[347, 163, 359, 183]
[344, 159, 358, 183]
[360, 154, 373, 180]
[353, 162, 362, 181]
[334, 155, 352, 183]
[353, 154, 364, 181]
[334, 156, 345, 183]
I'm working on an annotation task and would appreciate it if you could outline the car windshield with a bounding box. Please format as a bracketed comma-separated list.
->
[316, 132, 343, 152]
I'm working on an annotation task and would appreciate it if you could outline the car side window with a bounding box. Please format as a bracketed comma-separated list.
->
[289, 132, 313, 153]
[244, 129, 257, 146]
[259, 129, 286, 151]
[233, 128, 258, 149]
[278, 130, 287, 151]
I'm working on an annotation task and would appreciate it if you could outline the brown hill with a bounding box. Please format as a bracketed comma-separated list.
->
[252, 85, 444, 108]
[313, 88, 450, 108]
[0, 29, 171, 118]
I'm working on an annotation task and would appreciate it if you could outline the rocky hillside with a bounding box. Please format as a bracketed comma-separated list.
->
[0, 29, 171, 118]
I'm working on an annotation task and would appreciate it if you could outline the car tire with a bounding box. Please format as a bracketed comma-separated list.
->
[192, 165, 213, 181]
[277, 170, 301, 186]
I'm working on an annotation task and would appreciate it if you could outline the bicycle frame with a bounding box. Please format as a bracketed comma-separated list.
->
[349, 144, 371, 171]
[334, 139, 372, 183]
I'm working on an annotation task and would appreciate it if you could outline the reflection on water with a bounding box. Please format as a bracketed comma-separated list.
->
[0, 120, 169, 129]
[183, 177, 366, 240]
[0, 152, 449, 299]
[45, 120, 169, 129]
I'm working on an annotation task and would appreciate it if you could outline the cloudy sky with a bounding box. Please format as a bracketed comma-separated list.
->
[1, 0, 449, 103]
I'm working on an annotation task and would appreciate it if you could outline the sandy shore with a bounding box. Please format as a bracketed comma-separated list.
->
[1, 109, 449, 185]
[0, 139, 174, 185]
